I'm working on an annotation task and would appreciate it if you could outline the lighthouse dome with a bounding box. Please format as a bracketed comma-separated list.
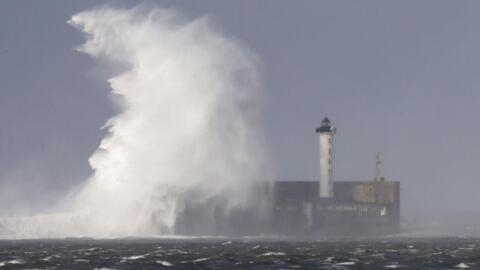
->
[316, 117, 332, 133]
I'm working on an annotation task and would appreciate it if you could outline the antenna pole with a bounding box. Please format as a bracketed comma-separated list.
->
[375, 152, 382, 181]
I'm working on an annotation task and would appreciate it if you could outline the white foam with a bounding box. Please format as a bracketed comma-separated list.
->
[156, 260, 173, 266]
[455, 263, 470, 268]
[0, 259, 25, 267]
[336, 261, 355, 266]
[41, 256, 52, 261]
[122, 255, 146, 260]
[192, 257, 210, 262]
[259, 252, 286, 256]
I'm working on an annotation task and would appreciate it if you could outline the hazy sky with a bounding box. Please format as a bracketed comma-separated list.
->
[1, 1, 480, 216]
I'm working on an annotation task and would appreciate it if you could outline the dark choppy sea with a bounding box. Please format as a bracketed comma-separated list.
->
[0, 238, 478, 269]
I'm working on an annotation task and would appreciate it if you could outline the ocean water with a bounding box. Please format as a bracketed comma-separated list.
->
[0, 238, 478, 269]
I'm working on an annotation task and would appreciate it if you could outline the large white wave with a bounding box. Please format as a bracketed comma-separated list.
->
[1, 5, 270, 238]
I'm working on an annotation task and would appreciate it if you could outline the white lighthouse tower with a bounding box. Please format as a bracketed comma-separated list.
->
[316, 117, 335, 198]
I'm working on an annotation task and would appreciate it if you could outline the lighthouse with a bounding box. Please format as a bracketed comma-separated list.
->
[316, 117, 335, 198]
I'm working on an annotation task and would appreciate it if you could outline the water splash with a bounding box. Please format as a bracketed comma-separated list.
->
[2, 5, 270, 238]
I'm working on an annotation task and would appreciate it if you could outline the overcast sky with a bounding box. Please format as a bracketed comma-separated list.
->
[1, 1, 480, 217]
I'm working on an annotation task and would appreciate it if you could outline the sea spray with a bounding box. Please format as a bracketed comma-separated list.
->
[2, 5, 270, 238]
